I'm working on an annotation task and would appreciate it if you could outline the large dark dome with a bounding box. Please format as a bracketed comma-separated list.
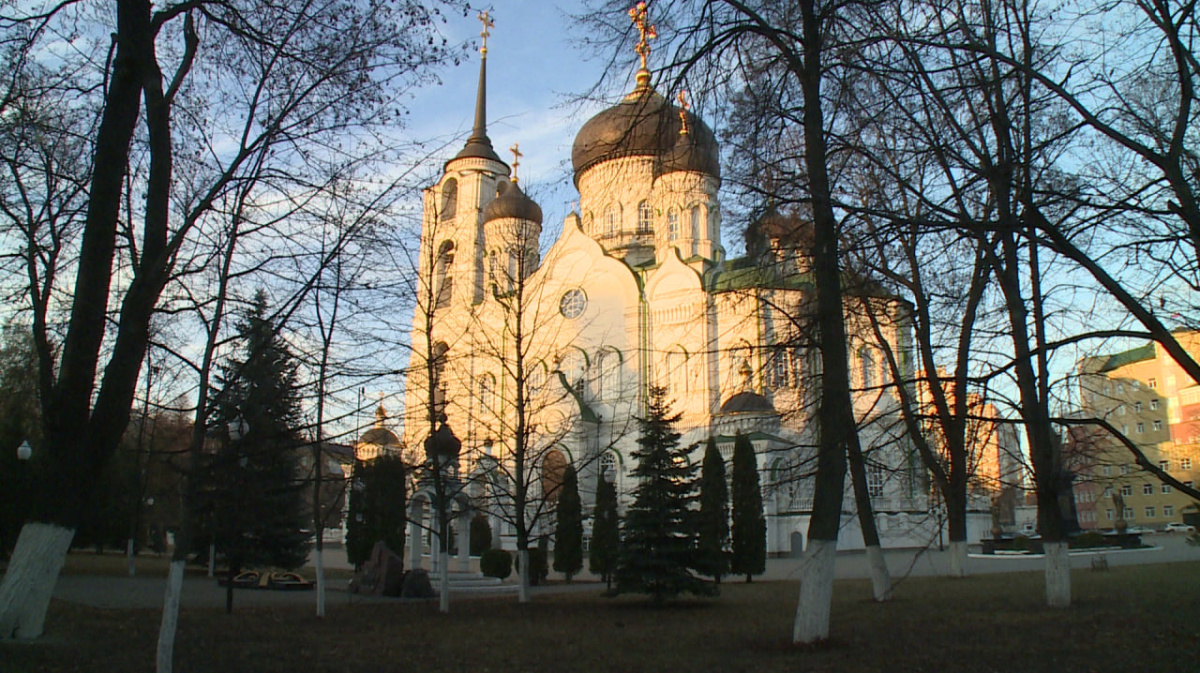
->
[571, 87, 719, 182]
[483, 181, 543, 224]
[719, 391, 776, 415]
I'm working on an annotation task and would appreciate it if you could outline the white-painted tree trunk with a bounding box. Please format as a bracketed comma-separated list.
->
[517, 549, 530, 603]
[155, 560, 186, 673]
[865, 545, 892, 602]
[315, 550, 326, 618]
[0, 523, 75, 640]
[948, 541, 968, 578]
[207, 543, 215, 578]
[127, 538, 136, 577]
[439, 550, 450, 613]
[793, 538, 837, 644]
[1044, 541, 1071, 607]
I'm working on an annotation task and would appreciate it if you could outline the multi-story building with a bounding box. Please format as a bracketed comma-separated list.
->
[1073, 333, 1200, 530]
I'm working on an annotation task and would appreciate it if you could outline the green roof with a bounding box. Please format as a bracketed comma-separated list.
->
[709, 257, 814, 292]
[1098, 343, 1156, 372]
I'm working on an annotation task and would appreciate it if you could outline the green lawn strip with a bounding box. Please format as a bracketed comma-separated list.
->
[2, 563, 1197, 672]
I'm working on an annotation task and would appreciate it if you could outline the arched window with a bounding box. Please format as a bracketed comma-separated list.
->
[709, 204, 720, 238]
[528, 361, 548, 396]
[665, 348, 688, 396]
[667, 209, 679, 241]
[637, 201, 653, 233]
[600, 452, 617, 480]
[584, 211, 594, 234]
[432, 342, 449, 419]
[604, 205, 619, 236]
[440, 179, 457, 220]
[542, 449, 568, 500]
[691, 205, 703, 239]
[435, 241, 455, 308]
[558, 349, 587, 390]
[859, 346, 876, 389]
[599, 350, 622, 400]
[479, 373, 496, 413]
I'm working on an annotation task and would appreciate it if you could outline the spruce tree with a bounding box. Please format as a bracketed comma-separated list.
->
[589, 466, 620, 590]
[200, 292, 312, 611]
[616, 386, 712, 601]
[730, 433, 766, 583]
[697, 436, 730, 583]
[552, 464, 583, 581]
[345, 454, 407, 567]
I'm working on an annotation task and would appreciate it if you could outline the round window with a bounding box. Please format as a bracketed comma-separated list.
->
[559, 289, 587, 319]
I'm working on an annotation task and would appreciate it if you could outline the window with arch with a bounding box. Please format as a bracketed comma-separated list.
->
[432, 342, 449, 418]
[479, 373, 496, 414]
[637, 201, 653, 233]
[604, 205, 619, 236]
[542, 449, 568, 500]
[859, 345, 876, 389]
[435, 240, 455, 308]
[599, 350, 622, 400]
[708, 204, 720, 238]
[600, 452, 617, 480]
[665, 348, 688, 396]
[691, 205, 703, 239]
[528, 361, 548, 396]
[867, 461, 885, 497]
[584, 211, 594, 234]
[667, 208, 679, 241]
[558, 349, 587, 390]
[440, 178, 457, 220]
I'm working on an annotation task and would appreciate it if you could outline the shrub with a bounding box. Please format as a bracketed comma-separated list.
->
[515, 547, 549, 585]
[1071, 532, 1107, 549]
[469, 513, 493, 556]
[480, 548, 512, 580]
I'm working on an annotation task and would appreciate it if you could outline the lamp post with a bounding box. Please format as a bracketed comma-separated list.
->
[16, 440, 32, 528]
[424, 417, 461, 614]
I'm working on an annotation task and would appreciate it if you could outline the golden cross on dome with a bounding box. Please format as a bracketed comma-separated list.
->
[677, 90, 691, 134]
[509, 142, 522, 182]
[478, 11, 494, 55]
[628, 2, 657, 71]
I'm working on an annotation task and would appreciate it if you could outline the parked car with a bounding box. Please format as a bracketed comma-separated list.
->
[1161, 522, 1196, 534]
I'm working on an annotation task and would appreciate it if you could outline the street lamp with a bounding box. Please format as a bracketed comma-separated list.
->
[17, 439, 32, 462]
[424, 417, 461, 614]
[16, 439, 32, 528]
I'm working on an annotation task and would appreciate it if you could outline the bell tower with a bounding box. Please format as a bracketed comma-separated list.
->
[420, 10, 510, 310]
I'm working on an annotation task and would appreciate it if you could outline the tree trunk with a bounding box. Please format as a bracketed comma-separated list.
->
[155, 560, 185, 672]
[946, 503, 969, 578]
[0, 523, 75, 639]
[1043, 541, 1070, 607]
[314, 548, 326, 618]
[793, 539, 837, 643]
[847, 438, 891, 601]
[517, 549, 531, 603]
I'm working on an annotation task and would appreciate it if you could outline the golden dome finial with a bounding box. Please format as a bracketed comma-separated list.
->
[677, 90, 690, 135]
[629, 2, 656, 89]
[509, 142, 522, 183]
[478, 10, 494, 56]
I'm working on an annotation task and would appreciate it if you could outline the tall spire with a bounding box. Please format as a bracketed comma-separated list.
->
[454, 11, 503, 163]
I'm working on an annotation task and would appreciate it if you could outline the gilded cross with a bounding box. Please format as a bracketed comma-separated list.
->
[479, 11, 494, 54]
[510, 143, 522, 182]
[677, 90, 690, 134]
[628, 2, 657, 71]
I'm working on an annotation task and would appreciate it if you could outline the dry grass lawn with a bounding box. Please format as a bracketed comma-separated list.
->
[2, 560, 1198, 673]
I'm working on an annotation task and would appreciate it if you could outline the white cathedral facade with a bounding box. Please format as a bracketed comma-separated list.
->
[397, 34, 938, 556]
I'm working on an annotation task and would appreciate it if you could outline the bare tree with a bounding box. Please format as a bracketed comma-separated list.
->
[0, 0, 459, 645]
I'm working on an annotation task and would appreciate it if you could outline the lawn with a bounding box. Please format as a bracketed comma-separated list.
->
[2, 561, 1198, 672]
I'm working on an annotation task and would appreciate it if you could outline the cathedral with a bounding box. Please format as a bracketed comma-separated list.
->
[397, 11, 941, 556]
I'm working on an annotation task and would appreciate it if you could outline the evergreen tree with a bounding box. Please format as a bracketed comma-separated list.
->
[697, 436, 730, 583]
[552, 464, 583, 581]
[730, 433, 766, 583]
[198, 292, 312, 611]
[616, 386, 712, 601]
[345, 454, 407, 567]
[589, 466, 620, 590]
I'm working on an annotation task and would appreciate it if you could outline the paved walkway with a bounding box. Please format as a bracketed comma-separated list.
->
[48, 533, 1199, 610]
